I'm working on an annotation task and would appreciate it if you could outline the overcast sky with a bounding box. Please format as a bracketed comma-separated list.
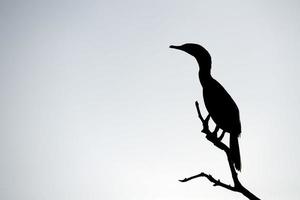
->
[1, 0, 300, 199]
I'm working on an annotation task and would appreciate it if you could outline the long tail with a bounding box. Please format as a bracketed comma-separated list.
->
[230, 135, 241, 171]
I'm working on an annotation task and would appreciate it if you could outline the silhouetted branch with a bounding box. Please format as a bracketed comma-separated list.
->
[179, 101, 260, 200]
[179, 172, 236, 191]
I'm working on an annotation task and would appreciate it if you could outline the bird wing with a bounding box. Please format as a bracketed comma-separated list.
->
[203, 79, 241, 135]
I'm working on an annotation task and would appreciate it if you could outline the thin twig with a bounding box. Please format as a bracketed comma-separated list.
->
[179, 172, 236, 191]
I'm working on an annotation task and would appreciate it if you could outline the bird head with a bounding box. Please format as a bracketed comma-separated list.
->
[169, 43, 212, 66]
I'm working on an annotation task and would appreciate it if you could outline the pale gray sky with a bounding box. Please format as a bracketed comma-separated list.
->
[1, 0, 300, 199]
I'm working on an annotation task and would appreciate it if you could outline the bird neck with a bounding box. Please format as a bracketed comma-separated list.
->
[197, 62, 212, 87]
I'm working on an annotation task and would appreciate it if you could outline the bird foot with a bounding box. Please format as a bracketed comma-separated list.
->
[212, 132, 218, 138]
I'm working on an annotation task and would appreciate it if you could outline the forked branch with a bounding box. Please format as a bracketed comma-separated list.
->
[179, 101, 260, 200]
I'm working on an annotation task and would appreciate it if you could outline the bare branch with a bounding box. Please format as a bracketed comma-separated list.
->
[179, 172, 236, 191]
[179, 101, 260, 200]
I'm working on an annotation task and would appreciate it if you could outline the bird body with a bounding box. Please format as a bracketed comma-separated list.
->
[170, 43, 242, 171]
[202, 75, 241, 171]
[202, 77, 241, 136]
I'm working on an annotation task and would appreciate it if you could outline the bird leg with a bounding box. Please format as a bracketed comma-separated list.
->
[212, 125, 219, 138]
[218, 130, 226, 141]
[204, 114, 210, 122]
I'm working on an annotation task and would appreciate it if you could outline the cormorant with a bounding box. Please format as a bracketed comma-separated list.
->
[170, 43, 241, 171]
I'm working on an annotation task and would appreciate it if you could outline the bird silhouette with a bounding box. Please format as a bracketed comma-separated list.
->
[170, 43, 241, 171]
